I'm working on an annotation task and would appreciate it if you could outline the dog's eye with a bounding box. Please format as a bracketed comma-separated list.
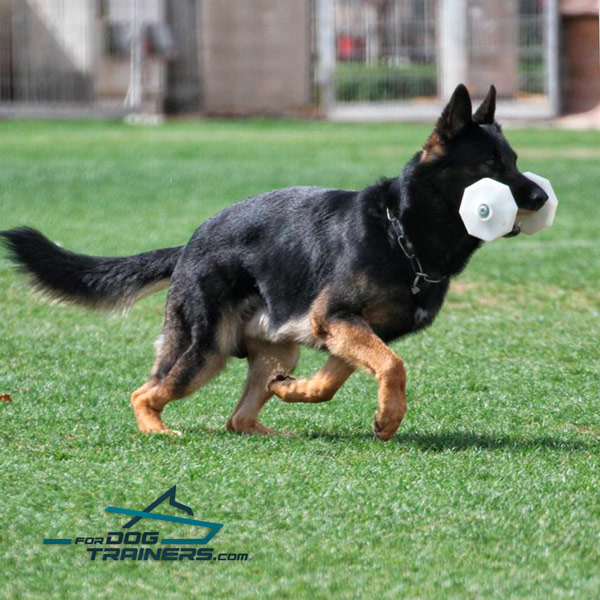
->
[485, 157, 496, 167]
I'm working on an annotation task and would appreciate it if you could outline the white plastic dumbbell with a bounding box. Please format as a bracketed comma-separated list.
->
[516, 172, 558, 235]
[459, 178, 517, 242]
[460, 174, 558, 242]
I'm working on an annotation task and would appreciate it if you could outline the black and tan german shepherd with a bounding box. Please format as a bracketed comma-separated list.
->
[1, 84, 548, 441]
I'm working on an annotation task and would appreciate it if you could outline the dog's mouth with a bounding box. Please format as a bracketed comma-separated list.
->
[504, 206, 539, 237]
[503, 224, 521, 238]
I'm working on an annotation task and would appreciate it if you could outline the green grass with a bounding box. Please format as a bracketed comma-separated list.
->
[1, 119, 599, 599]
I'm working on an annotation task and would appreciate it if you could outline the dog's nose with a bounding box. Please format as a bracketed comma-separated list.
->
[529, 187, 548, 210]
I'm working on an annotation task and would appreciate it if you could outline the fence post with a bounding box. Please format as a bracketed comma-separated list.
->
[316, 0, 335, 116]
[546, 0, 560, 116]
[127, 0, 143, 111]
[439, 0, 468, 99]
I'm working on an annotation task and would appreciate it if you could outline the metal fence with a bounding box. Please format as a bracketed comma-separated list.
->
[333, 0, 438, 102]
[0, 0, 170, 117]
[0, 0, 94, 107]
[0, 0, 560, 120]
[320, 0, 559, 120]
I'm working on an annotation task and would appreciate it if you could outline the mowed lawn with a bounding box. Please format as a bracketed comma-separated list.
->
[1, 119, 599, 599]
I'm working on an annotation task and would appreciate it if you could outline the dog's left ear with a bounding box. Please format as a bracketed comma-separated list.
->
[473, 85, 497, 124]
[422, 84, 472, 161]
[437, 83, 473, 139]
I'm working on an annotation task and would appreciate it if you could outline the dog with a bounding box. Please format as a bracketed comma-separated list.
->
[1, 84, 548, 441]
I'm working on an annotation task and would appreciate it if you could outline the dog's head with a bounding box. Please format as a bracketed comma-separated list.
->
[419, 84, 548, 224]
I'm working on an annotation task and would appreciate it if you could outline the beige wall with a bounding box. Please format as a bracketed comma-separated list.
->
[201, 0, 311, 115]
[467, 0, 518, 99]
[560, 0, 599, 16]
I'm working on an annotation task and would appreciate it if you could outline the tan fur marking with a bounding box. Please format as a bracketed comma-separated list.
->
[131, 354, 226, 434]
[130, 382, 180, 434]
[269, 355, 354, 403]
[421, 130, 446, 162]
[309, 286, 331, 339]
[318, 319, 407, 441]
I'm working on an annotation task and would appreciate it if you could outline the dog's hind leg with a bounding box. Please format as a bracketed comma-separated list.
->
[131, 346, 226, 434]
[226, 339, 298, 435]
[131, 298, 226, 434]
[268, 355, 354, 404]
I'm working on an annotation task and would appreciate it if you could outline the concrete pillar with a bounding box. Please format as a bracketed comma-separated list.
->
[439, 0, 468, 99]
[316, 0, 335, 112]
[202, 0, 311, 115]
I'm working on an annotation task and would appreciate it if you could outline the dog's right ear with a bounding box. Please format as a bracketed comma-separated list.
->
[422, 84, 472, 162]
[473, 84, 497, 124]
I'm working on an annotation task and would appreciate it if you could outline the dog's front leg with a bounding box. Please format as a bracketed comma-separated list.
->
[268, 355, 354, 403]
[316, 317, 407, 441]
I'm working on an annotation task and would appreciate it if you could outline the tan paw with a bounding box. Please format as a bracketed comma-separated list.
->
[138, 421, 182, 436]
[227, 418, 293, 436]
[135, 407, 181, 436]
[157, 428, 183, 437]
[267, 373, 296, 395]
[372, 412, 401, 442]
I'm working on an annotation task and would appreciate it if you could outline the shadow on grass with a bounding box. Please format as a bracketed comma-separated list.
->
[396, 430, 600, 452]
[182, 424, 600, 453]
[303, 428, 600, 453]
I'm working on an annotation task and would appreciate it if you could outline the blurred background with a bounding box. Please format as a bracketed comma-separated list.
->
[0, 0, 597, 123]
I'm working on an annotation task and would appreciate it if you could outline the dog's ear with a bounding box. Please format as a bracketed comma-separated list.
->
[437, 83, 473, 138]
[474, 85, 497, 124]
[422, 84, 472, 161]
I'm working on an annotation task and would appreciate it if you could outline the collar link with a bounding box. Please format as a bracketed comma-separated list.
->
[386, 208, 447, 295]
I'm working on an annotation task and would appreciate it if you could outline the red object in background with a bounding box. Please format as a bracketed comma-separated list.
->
[337, 34, 355, 61]
[337, 35, 366, 62]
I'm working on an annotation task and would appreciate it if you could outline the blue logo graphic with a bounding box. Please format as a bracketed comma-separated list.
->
[43, 485, 223, 546]
[42, 486, 248, 561]
[105, 485, 223, 544]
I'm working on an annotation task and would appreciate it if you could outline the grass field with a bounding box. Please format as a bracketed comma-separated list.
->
[1, 119, 599, 599]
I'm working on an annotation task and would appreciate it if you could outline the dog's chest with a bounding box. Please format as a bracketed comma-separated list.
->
[413, 306, 435, 329]
[365, 282, 448, 342]
[410, 281, 450, 332]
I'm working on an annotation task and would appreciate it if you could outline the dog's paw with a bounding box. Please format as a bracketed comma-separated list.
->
[226, 418, 294, 437]
[139, 424, 183, 436]
[372, 412, 400, 442]
[267, 372, 296, 393]
[163, 428, 183, 437]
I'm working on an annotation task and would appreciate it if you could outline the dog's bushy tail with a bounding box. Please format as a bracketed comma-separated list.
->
[0, 227, 183, 310]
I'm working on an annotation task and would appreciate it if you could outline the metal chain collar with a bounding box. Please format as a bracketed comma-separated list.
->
[386, 208, 447, 295]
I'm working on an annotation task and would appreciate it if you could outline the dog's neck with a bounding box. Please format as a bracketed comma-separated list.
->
[395, 156, 482, 279]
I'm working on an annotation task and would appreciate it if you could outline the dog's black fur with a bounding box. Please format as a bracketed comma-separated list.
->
[1, 84, 548, 439]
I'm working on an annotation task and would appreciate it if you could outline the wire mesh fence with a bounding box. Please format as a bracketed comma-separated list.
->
[0, 0, 559, 118]
[517, 0, 546, 95]
[0, 0, 170, 115]
[0, 0, 94, 105]
[334, 0, 438, 102]
[330, 0, 553, 108]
